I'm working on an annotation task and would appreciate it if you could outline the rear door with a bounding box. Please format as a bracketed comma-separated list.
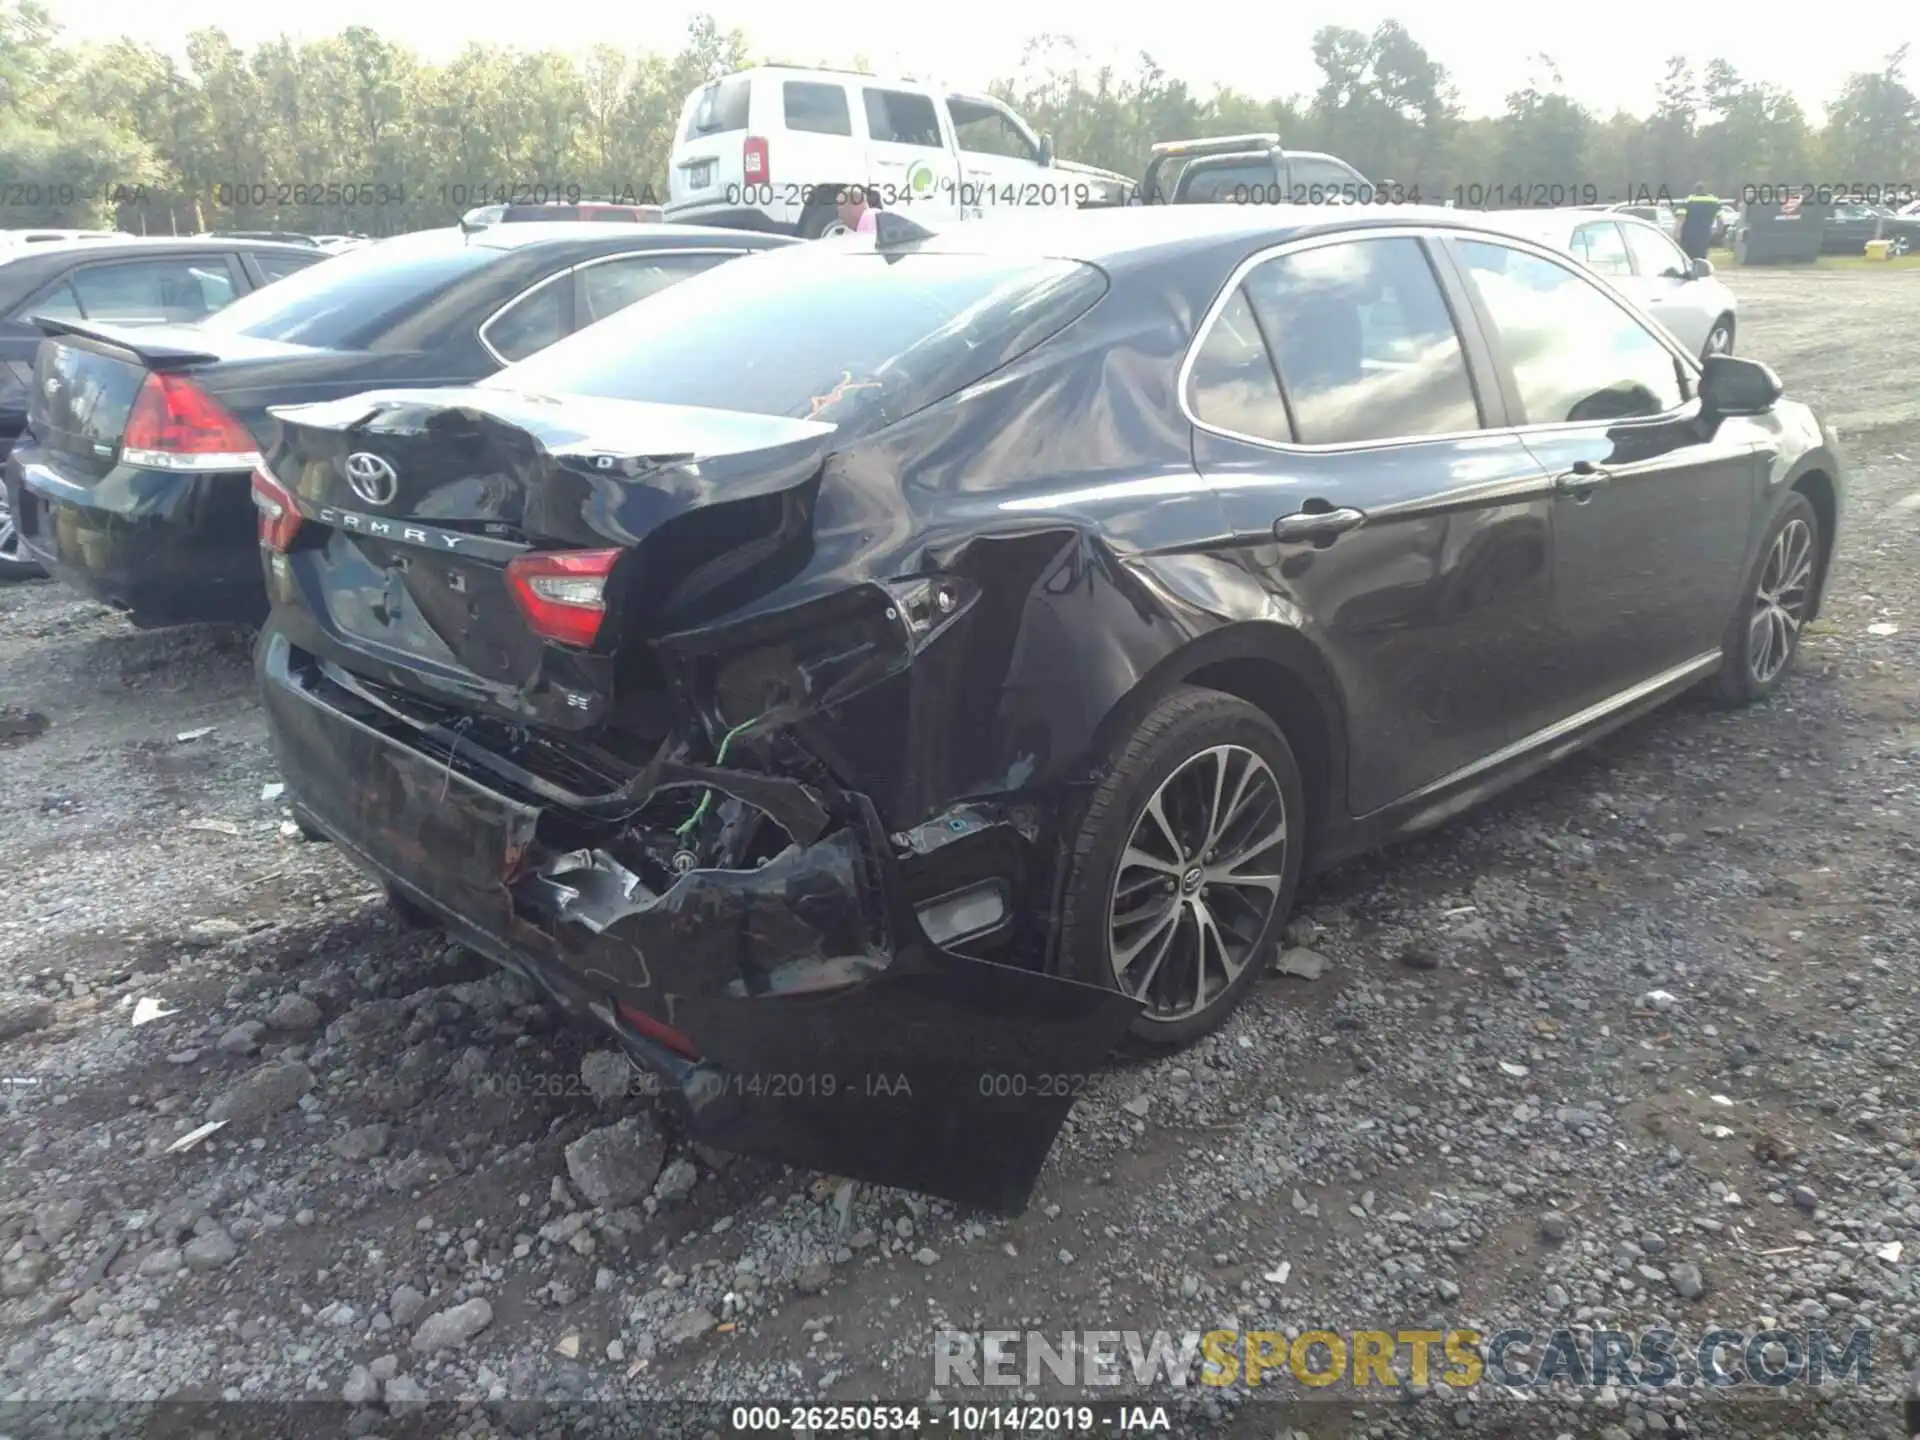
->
[859, 86, 961, 221]
[1446, 233, 1760, 715]
[1187, 231, 1566, 816]
[669, 75, 753, 211]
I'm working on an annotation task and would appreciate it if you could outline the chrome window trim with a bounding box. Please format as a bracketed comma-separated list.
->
[478, 246, 752, 365]
[1177, 222, 1702, 457]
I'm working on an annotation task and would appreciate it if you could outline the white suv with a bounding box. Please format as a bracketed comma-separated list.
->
[664, 66, 1131, 237]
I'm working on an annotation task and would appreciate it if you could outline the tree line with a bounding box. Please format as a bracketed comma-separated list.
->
[0, 1, 1915, 235]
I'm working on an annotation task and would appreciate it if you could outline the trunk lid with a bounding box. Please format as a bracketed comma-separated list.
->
[264, 386, 838, 734]
[25, 318, 405, 485]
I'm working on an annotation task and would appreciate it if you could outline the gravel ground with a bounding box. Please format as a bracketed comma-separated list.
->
[0, 262, 1916, 1440]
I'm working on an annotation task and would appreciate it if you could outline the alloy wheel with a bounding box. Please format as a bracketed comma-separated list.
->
[1890, 235, 1913, 258]
[1704, 323, 1733, 358]
[0, 486, 18, 562]
[1748, 517, 1814, 685]
[1107, 744, 1288, 1022]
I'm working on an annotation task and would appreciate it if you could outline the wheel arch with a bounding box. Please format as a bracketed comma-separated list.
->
[1788, 468, 1838, 622]
[1080, 620, 1352, 865]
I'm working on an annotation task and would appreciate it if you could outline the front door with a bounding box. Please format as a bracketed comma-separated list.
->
[1447, 235, 1762, 717]
[1187, 231, 1565, 816]
[859, 86, 961, 222]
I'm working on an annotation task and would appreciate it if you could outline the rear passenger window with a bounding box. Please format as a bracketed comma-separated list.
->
[16, 281, 81, 322]
[784, 82, 852, 136]
[1457, 239, 1685, 425]
[862, 89, 942, 147]
[71, 258, 237, 323]
[1571, 222, 1631, 277]
[1188, 290, 1292, 443]
[252, 251, 316, 284]
[484, 279, 568, 363]
[1234, 236, 1481, 446]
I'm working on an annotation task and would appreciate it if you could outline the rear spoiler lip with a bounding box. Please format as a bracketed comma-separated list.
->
[265, 385, 838, 464]
[29, 316, 223, 370]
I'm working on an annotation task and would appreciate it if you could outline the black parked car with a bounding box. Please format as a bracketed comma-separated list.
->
[251, 207, 1842, 1211]
[1821, 200, 1920, 257]
[0, 235, 323, 579]
[5, 223, 790, 621]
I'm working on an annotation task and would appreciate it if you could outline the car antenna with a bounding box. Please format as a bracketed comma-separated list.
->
[874, 211, 937, 249]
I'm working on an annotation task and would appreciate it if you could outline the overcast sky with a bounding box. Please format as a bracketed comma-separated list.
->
[46, 0, 1912, 122]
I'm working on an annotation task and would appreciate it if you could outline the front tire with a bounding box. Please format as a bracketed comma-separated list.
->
[1714, 492, 1819, 705]
[1057, 687, 1304, 1049]
[1702, 316, 1734, 361]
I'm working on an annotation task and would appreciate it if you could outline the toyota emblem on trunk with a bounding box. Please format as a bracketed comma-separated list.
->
[344, 452, 399, 506]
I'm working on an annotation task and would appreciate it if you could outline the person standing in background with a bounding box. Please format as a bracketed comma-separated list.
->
[836, 185, 879, 237]
[1679, 184, 1721, 260]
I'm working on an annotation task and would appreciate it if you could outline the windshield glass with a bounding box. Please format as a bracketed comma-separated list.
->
[488, 246, 1107, 436]
[199, 230, 496, 348]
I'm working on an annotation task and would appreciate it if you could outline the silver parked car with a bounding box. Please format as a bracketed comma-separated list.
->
[1482, 209, 1738, 362]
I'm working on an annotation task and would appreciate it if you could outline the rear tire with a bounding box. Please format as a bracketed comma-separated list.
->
[0, 487, 44, 582]
[1057, 686, 1304, 1050]
[1713, 492, 1819, 705]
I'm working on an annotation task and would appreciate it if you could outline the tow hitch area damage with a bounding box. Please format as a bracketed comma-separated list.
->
[517, 768, 1141, 1214]
[264, 611, 1140, 1212]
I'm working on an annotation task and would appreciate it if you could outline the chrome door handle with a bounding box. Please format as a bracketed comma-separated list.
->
[1553, 462, 1612, 492]
[1272, 506, 1365, 543]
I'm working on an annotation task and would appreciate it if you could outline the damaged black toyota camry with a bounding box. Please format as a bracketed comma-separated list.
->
[251, 206, 1842, 1211]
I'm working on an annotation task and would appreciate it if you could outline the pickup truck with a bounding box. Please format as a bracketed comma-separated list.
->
[664, 66, 1133, 237]
[1129, 134, 1381, 206]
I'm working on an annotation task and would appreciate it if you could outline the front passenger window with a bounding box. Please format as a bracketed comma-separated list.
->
[1457, 240, 1685, 426]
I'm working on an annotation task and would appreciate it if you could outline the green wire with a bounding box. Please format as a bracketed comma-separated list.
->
[674, 715, 762, 837]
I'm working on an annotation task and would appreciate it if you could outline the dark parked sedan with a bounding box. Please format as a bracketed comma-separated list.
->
[251, 207, 1842, 1210]
[4, 223, 791, 622]
[1821, 200, 1920, 257]
[0, 234, 323, 579]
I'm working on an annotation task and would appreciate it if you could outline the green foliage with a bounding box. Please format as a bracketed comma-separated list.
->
[0, 9, 1915, 233]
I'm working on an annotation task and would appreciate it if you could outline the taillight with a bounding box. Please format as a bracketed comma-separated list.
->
[616, 1002, 700, 1060]
[121, 372, 258, 471]
[743, 136, 770, 185]
[251, 467, 302, 553]
[505, 548, 620, 648]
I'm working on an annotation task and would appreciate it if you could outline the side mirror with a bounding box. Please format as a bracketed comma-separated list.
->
[1689, 256, 1714, 280]
[1699, 354, 1781, 416]
[1037, 133, 1055, 168]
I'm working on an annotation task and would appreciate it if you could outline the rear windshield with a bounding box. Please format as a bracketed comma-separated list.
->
[684, 77, 751, 139]
[197, 231, 497, 348]
[487, 248, 1108, 438]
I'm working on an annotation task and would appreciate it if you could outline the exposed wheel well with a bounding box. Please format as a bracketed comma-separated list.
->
[1791, 470, 1838, 620]
[1183, 657, 1334, 858]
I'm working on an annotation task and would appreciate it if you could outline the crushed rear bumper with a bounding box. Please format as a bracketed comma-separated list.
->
[258, 627, 1139, 1211]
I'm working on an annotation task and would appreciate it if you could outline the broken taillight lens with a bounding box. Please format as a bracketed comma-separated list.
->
[251, 467, 303, 553]
[506, 548, 621, 648]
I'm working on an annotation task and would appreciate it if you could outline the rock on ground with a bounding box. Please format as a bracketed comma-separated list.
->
[206, 1060, 313, 1126]
[410, 1297, 493, 1354]
[563, 1117, 663, 1209]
